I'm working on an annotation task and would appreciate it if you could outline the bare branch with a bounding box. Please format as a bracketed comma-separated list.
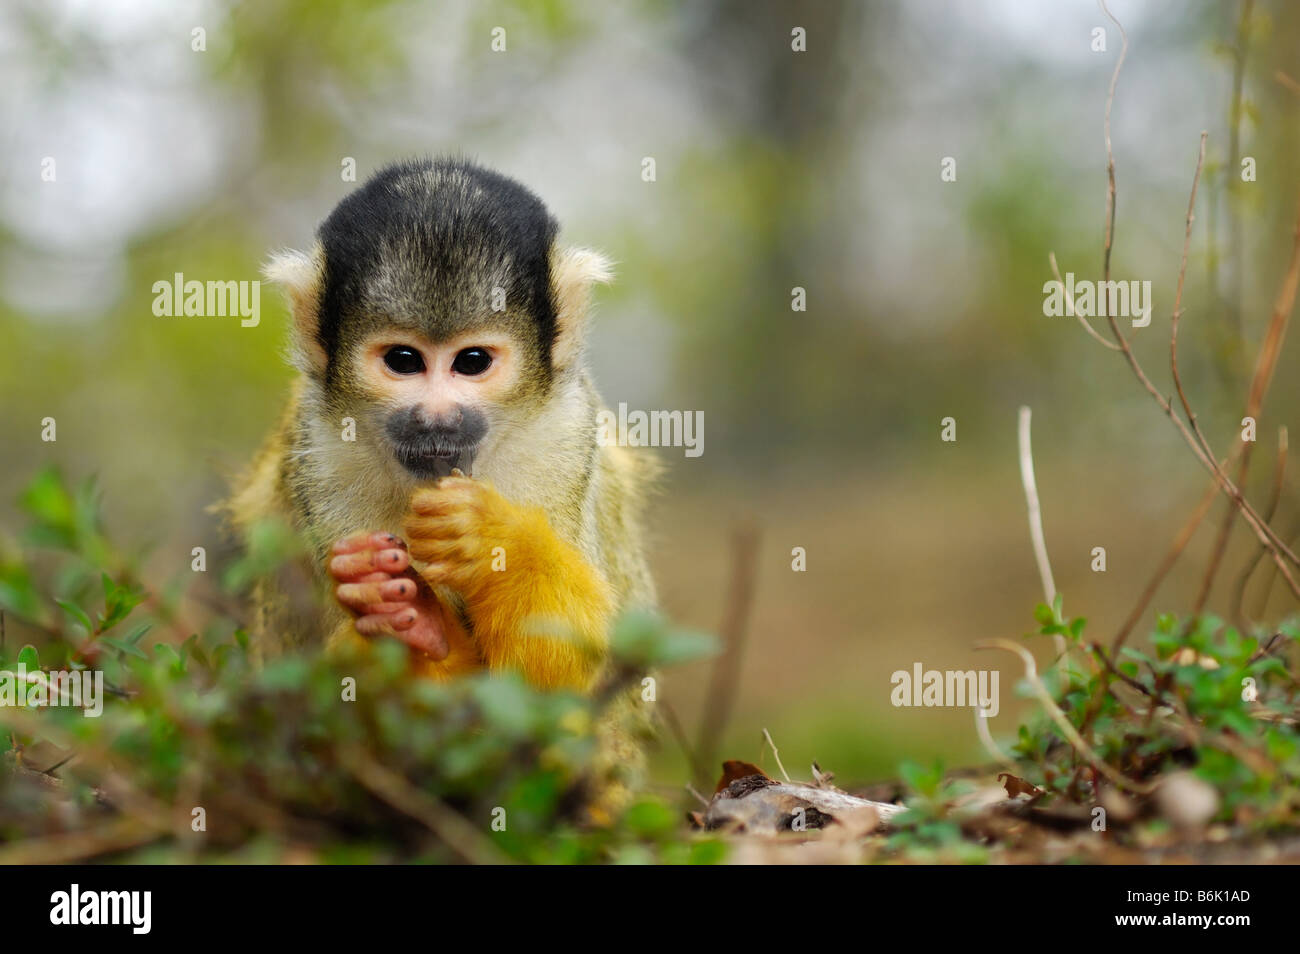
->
[695, 522, 761, 784]
[1232, 427, 1289, 625]
[1099, 0, 1129, 285]
[1169, 131, 1211, 454]
[0, 818, 161, 865]
[1087, 127, 1300, 601]
[1111, 457, 1230, 654]
[1276, 70, 1300, 97]
[1018, 406, 1056, 607]
[338, 746, 510, 865]
[660, 698, 710, 791]
[1198, 197, 1300, 609]
[974, 709, 1017, 769]
[1048, 252, 1121, 350]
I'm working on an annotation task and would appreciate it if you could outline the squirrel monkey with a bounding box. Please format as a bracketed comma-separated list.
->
[227, 158, 656, 700]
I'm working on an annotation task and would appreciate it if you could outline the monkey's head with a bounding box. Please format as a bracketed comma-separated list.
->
[264, 158, 611, 481]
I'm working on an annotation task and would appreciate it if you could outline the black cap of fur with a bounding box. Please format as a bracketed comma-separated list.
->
[315, 158, 560, 381]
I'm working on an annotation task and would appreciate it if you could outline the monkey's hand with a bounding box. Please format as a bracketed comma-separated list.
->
[406, 477, 613, 692]
[328, 531, 454, 660]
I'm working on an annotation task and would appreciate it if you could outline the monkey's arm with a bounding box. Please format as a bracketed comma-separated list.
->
[405, 477, 613, 692]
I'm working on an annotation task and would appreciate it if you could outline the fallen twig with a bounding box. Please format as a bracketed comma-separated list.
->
[762, 727, 791, 783]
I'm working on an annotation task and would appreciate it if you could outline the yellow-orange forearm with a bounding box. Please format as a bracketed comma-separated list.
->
[406, 478, 612, 692]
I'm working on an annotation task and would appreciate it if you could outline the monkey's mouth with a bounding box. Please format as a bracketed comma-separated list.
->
[394, 444, 477, 480]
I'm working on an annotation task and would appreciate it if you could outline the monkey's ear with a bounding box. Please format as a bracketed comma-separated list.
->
[263, 244, 327, 374]
[550, 246, 613, 369]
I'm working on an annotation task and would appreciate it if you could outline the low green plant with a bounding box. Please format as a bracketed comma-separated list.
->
[0, 467, 724, 864]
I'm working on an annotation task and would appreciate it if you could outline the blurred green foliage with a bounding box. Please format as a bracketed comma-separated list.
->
[1016, 595, 1300, 824]
[0, 468, 724, 863]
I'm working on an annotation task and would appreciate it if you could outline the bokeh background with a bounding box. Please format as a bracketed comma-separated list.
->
[3, 0, 1299, 789]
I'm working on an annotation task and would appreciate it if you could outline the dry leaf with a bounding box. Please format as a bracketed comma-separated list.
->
[714, 759, 770, 794]
[998, 772, 1045, 799]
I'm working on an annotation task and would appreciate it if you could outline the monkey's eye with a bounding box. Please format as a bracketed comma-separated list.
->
[383, 346, 426, 375]
[451, 347, 492, 376]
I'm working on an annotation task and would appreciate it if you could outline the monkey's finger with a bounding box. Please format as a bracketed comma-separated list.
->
[329, 548, 410, 581]
[337, 591, 415, 615]
[355, 610, 450, 660]
[332, 531, 406, 555]
[336, 578, 419, 610]
[410, 481, 479, 514]
[408, 494, 453, 517]
[412, 562, 457, 586]
[405, 505, 481, 539]
[355, 602, 413, 616]
[354, 612, 412, 637]
[403, 528, 463, 559]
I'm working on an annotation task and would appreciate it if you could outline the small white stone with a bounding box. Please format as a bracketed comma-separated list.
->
[1155, 771, 1219, 830]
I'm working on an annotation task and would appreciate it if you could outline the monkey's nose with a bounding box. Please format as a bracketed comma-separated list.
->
[417, 404, 463, 430]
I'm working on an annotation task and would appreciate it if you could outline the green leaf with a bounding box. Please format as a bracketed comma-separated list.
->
[19, 466, 77, 546]
[609, 610, 718, 668]
[473, 675, 538, 737]
[98, 573, 144, 631]
[898, 758, 945, 798]
[153, 643, 186, 674]
[16, 644, 40, 671]
[621, 798, 678, 838]
[688, 839, 728, 865]
[0, 560, 42, 620]
[98, 636, 148, 659]
[1218, 708, 1258, 738]
[126, 623, 153, 645]
[256, 656, 309, 690]
[56, 599, 94, 635]
[1152, 631, 1181, 658]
